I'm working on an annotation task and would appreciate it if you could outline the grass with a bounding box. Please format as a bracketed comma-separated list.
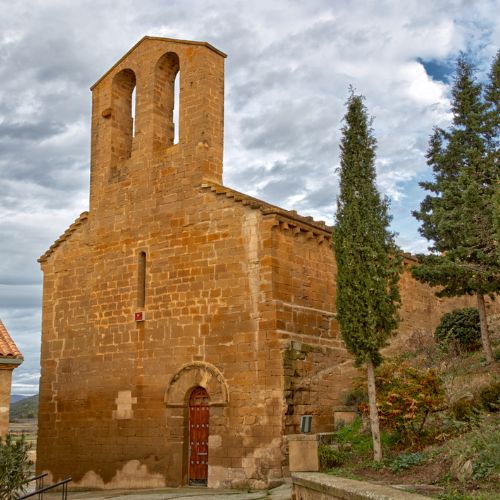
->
[319, 417, 400, 473]
[319, 328, 500, 499]
[329, 418, 395, 454]
[437, 493, 498, 500]
[332, 418, 372, 453]
[324, 467, 364, 481]
[388, 451, 427, 472]
[320, 415, 500, 497]
[444, 416, 499, 482]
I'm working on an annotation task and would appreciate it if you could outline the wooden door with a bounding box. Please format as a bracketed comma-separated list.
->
[189, 387, 209, 485]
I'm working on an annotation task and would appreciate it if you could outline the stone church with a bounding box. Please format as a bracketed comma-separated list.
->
[37, 37, 479, 489]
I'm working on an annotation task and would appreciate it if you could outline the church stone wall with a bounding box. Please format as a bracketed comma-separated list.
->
[37, 36, 498, 491]
[270, 222, 350, 437]
[38, 190, 287, 489]
[269, 225, 490, 442]
[37, 38, 284, 490]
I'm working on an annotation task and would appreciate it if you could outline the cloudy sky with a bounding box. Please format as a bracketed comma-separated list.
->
[1, 0, 498, 395]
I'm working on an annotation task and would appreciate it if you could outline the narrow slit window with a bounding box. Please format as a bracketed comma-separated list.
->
[173, 71, 180, 144]
[131, 86, 137, 137]
[137, 251, 146, 309]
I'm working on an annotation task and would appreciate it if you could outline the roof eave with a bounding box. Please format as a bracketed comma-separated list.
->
[0, 357, 24, 366]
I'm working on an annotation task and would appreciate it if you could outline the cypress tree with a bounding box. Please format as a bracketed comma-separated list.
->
[333, 91, 402, 462]
[412, 54, 500, 364]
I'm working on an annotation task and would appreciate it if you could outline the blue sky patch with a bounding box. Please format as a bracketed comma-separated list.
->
[417, 57, 455, 83]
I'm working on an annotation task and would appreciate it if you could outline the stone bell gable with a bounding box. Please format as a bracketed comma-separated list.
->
[88, 36, 225, 215]
[37, 36, 483, 490]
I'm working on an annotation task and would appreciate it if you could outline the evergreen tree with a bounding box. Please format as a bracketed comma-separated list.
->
[0, 434, 33, 500]
[412, 54, 500, 364]
[485, 51, 500, 261]
[333, 91, 402, 462]
[485, 50, 500, 147]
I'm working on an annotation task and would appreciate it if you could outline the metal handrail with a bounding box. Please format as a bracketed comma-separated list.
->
[18, 477, 72, 500]
[0, 474, 49, 495]
[20, 473, 48, 485]
[13, 473, 48, 500]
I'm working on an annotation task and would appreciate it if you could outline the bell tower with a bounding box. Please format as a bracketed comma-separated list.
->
[88, 37, 226, 212]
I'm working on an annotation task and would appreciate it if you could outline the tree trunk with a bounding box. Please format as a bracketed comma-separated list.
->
[477, 293, 494, 364]
[366, 358, 382, 462]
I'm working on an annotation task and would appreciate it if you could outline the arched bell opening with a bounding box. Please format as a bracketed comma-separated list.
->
[110, 68, 137, 163]
[153, 51, 180, 150]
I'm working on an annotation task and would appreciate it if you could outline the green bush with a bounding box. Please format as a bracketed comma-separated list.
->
[318, 443, 346, 469]
[479, 379, 500, 412]
[0, 434, 33, 500]
[435, 308, 481, 352]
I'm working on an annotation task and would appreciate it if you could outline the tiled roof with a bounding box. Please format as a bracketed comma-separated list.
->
[200, 182, 419, 262]
[0, 319, 23, 359]
[199, 182, 333, 233]
[37, 187, 419, 265]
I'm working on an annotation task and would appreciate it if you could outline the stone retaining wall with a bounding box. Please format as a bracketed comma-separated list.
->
[292, 472, 429, 500]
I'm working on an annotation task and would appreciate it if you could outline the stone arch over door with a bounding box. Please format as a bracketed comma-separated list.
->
[165, 361, 229, 407]
[164, 362, 229, 486]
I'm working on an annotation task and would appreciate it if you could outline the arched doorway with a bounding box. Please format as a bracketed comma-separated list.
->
[189, 386, 209, 485]
[164, 362, 228, 486]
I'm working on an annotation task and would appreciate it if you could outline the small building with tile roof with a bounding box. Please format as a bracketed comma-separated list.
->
[36, 37, 485, 490]
[0, 319, 23, 438]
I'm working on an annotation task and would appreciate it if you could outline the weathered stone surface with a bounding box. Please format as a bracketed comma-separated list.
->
[36, 36, 499, 490]
[0, 368, 14, 437]
[292, 472, 429, 499]
[287, 435, 319, 472]
[333, 411, 358, 428]
[0, 319, 23, 438]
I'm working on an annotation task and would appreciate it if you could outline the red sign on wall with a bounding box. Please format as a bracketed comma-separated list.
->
[134, 311, 145, 321]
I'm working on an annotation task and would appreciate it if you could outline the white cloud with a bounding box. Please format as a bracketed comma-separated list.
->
[403, 62, 448, 105]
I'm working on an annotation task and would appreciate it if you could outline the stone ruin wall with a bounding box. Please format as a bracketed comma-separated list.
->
[270, 225, 498, 440]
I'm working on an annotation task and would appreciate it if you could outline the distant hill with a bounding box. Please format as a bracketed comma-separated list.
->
[10, 394, 38, 421]
[11, 394, 29, 403]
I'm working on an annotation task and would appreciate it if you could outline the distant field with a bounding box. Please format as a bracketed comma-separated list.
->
[9, 395, 39, 470]
[11, 394, 29, 403]
[9, 419, 37, 471]
[10, 394, 38, 420]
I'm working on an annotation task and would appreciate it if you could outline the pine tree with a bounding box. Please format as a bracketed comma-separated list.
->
[485, 50, 500, 146]
[412, 54, 500, 364]
[333, 91, 402, 462]
[485, 51, 500, 261]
